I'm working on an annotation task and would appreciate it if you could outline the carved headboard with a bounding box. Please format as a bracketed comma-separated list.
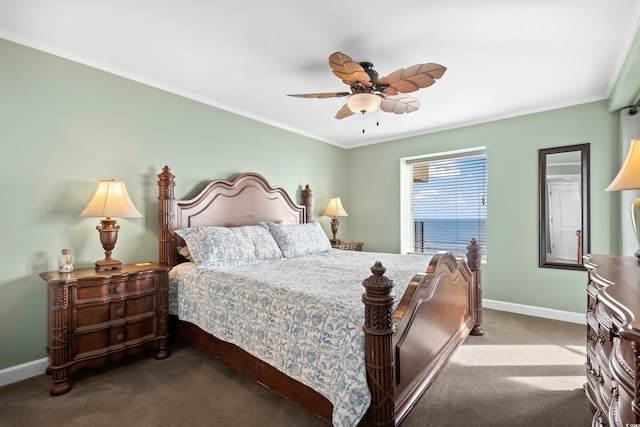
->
[157, 166, 313, 266]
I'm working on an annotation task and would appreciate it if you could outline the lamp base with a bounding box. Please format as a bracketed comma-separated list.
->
[329, 217, 341, 247]
[95, 217, 122, 271]
[95, 258, 122, 271]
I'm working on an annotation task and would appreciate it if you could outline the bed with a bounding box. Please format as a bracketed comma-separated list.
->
[157, 166, 484, 427]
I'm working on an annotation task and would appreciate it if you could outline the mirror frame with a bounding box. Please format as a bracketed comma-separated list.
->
[538, 143, 590, 270]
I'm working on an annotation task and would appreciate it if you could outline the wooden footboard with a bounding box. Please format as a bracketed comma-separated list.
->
[362, 241, 483, 426]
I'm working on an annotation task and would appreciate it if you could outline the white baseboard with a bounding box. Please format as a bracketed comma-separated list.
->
[0, 357, 48, 388]
[483, 298, 586, 325]
[0, 299, 585, 388]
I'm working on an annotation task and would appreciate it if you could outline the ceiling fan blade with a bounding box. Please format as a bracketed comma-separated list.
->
[288, 92, 350, 99]
[328, 52, 372, 88]
[378, 63, 446, 94]
[335, 103, 355, 119]
[380, 95, 421, 114]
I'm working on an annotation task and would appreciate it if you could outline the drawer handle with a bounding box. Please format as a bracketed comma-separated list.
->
[116, 333, 124, 341]
[116, 308, 124, 316]
[115, 286, 124, 293]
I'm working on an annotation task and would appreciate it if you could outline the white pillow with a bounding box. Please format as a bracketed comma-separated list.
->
[262, 221, 331, 258]
[175, 225, 282, 270]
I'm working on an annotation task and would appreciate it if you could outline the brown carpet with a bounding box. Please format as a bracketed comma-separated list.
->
[0, 309, 592, 426]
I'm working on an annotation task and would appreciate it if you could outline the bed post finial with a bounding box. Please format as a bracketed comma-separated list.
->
[158, 166, 176, 266]
[302, 184, 312, 223]
[466, 238, 484, 336]
[362, 261, 396, 426]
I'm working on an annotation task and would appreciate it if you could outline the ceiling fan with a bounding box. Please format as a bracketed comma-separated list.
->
[288, 52, 446, 121]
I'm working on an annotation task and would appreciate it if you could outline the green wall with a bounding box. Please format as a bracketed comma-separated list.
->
[1, 27, 639, 371]
[346, 101, 618, 314]
[0, 39, 346, 369]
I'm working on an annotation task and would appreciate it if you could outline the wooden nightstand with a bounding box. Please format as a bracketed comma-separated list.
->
[332, 242, 364, 251]
[40, 262, 171, 396]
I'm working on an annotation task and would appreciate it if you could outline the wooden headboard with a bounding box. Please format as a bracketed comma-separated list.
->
[157, 166, 313, 267]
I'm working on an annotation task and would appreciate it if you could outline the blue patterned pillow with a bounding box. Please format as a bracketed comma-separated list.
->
[175, 225, 282, 270]
[262, 221, 331, 258]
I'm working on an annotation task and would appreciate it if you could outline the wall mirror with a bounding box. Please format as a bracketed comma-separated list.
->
[538, 143, 590, 270]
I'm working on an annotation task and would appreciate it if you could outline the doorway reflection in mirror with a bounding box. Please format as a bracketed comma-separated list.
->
[538, 144, 590, 270]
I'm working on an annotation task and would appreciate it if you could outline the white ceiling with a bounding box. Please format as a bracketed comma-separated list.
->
[1, 1, 639, 149]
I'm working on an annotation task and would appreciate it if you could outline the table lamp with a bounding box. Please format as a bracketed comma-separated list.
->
[323, 197, 349, 245]
[605, 138, 640, 259]
[80, 179, 142, 271]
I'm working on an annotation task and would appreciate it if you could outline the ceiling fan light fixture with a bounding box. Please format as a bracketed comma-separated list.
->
[346, 93, 381, 114]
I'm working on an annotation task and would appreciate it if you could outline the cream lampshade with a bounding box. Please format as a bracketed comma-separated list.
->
[346, 93, 381, 114]
[80, 179, 142, 271]
[323, 197, 349, 245]
[606, 138, 640, 258]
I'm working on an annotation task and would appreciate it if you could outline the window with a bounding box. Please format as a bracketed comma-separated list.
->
[400, 147, 487, 260]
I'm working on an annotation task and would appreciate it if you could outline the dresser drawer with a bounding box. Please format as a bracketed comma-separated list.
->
[594, 300, 613, 332]
[611, 337, 635, 395]
[595, 326, 612, 367]
[586, 363, 613, 418]
[614, 387, 635, 426]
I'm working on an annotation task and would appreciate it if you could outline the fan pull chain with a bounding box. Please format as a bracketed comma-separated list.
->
[359, 109, 381, 133]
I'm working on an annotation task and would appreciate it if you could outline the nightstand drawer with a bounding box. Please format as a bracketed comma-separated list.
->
[125, 294, 157, 317]
[75, 302, 110, 327]
[73, 294, 157, 328]
[74, 329, 110, 359]
[111, 274, 158, 295]
[74, 315, 157, 358]
[123, 316, 156, 342]
[75, 281, 111, 302]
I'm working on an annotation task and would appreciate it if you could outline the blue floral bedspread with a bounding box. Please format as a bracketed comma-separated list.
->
[168, 250, 434, 426]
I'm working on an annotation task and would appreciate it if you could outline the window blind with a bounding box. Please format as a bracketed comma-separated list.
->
[406, 149, 487, 259]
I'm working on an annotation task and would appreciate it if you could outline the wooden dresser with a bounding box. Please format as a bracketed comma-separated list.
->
[40, 262, 171, 395]
[584, 254, 640, 426]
